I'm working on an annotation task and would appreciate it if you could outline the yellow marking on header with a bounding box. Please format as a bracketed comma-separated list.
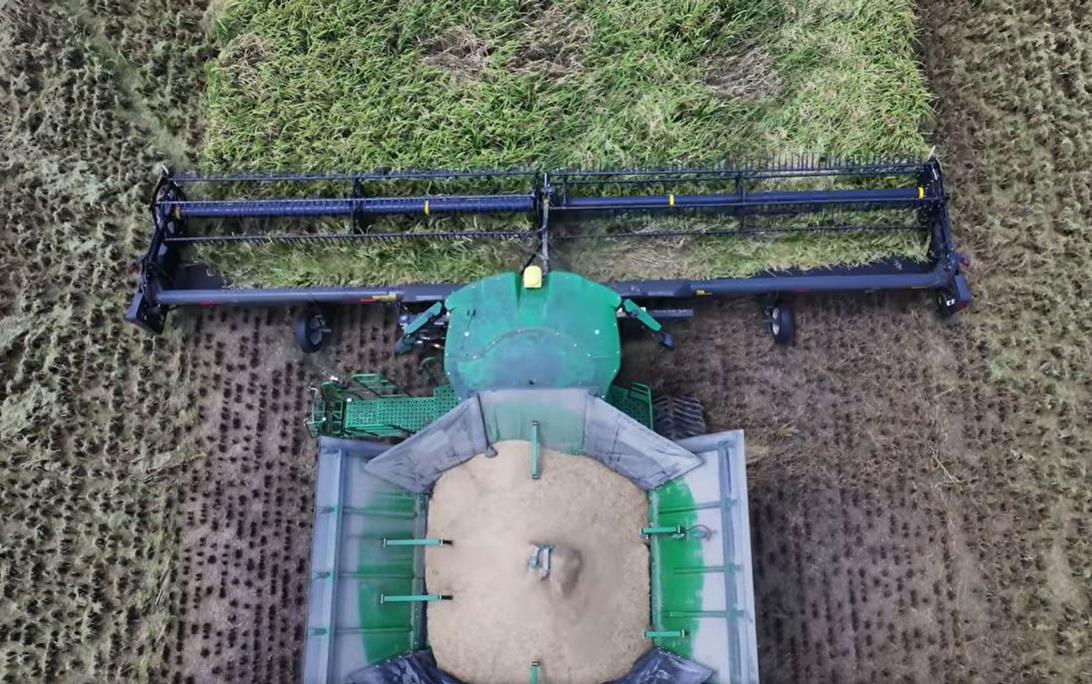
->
[423, 199, 430, 216]
[696, 289, 710, 296]
[917, 186, 925, 200]
[523, 265, 543, 289]
[668, 193, 676, 208]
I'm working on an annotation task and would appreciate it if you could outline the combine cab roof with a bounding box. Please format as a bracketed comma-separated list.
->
[443, 271, 623, 399]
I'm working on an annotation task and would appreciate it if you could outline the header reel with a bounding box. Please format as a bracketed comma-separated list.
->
[127, 158, 970, 350]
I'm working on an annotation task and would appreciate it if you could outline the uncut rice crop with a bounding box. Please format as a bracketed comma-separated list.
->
[196, 0, 932, 286]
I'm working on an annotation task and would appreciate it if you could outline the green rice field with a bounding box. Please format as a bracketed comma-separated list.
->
[196, 0, 933, 286]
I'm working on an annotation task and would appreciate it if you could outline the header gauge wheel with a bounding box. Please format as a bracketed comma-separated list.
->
[768, 302, 796, 345]
[295, 308, 332, 353]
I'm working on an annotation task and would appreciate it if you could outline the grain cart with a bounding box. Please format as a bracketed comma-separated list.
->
[303, 268, 757, 683]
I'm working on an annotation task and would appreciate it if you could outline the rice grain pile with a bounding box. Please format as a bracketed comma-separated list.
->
[425, 440, 650, 683]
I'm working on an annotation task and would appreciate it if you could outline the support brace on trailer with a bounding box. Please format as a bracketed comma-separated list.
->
[126, 159, 971, 335]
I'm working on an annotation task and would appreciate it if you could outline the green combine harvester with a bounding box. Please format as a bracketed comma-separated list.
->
[126, 158, 972, 683]
[302, 267, 758, 684]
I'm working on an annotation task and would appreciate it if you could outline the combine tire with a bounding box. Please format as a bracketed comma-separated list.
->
[653, 395, 707, 440]
[295, 307, 331, 353]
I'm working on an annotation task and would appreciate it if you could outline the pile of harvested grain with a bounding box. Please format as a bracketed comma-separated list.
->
[425, 440, 649, 684]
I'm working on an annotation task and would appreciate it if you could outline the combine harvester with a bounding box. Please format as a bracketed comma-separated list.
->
[126, 159, 970, 683]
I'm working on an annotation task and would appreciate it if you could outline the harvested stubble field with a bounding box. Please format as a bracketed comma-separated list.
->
[0, 1, 1090, 684]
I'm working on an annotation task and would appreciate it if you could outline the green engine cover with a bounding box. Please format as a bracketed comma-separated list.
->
[443, 271, 623, 399]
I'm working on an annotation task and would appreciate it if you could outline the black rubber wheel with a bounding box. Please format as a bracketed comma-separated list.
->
[769, 303, 795, 345]
[295, 309, 330, 353]
[653, 395, 707, 440]
[936, 289, 959, 318]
